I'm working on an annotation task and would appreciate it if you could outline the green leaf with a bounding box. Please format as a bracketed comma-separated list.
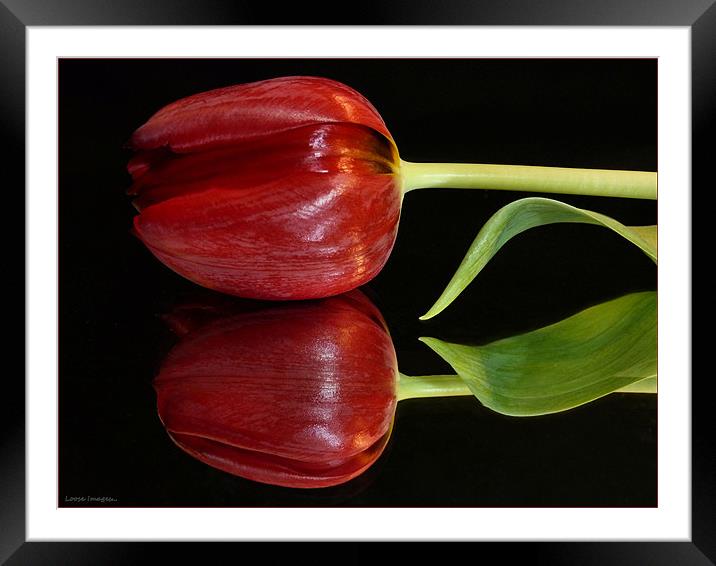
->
[420, 197, 657, 320]
[616, 376, 657, 394]
[420, 291, 657, 417]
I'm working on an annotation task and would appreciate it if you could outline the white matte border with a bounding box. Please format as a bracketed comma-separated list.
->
[27, 26, 691, 541]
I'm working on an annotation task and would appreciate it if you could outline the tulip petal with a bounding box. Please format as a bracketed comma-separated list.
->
[134, 168, 401, 299]
[167, 426, 392, 489]
[128, 123, 397, 210]
[129, 76, 393, 153]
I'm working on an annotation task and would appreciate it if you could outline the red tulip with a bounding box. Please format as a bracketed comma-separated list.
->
[153, 291, 398, 488]
[128, 77, 401, 300]
[128, 76, 656, 300]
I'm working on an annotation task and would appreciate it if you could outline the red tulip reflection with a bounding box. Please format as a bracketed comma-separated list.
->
[129, 77, 401, 300]
[154, 291, 398, 488]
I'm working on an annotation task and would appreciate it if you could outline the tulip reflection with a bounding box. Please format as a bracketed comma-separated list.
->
[154, 290, 398, 489]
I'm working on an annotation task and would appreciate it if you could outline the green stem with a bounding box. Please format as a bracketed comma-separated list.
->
[397, 373, 473, 401]
[400, 160, 657, 200]
[397, 373, 657, 401]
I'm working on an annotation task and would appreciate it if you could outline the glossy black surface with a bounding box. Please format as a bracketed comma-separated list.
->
[58, 58, 657, 507]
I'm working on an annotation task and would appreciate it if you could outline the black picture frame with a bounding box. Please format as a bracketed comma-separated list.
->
[8, 1, 706, 563]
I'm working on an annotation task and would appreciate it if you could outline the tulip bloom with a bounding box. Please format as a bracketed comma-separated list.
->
[154, 291, 399, 488]
[128, 77, 400, 300]
[128, 76, 656, 300]
[154, 290, 477, 488]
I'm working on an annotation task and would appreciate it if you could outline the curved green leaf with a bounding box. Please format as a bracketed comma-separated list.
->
[420, 291, 657, 417]
[420, 197, 657, 320]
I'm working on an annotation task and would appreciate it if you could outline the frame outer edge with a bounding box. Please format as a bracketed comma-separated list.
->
[691, 1, 716, 564]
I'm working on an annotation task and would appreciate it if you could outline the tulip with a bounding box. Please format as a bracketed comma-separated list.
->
[153, 289, 655, 487]
[128, 76, 656, 300]
[154, 290, 471, 488]
[153, 291, 399, 488]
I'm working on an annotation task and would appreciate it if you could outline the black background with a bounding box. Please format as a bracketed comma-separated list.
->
[58, 58, 657, 507]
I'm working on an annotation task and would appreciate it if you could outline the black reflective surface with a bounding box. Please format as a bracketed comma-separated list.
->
[58, 58, 657, 507]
